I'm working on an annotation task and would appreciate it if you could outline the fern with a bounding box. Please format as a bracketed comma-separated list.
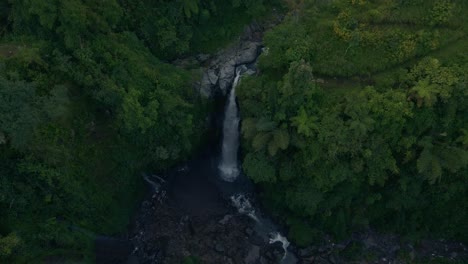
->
[255, 117, 276, 132]
[241, 118, 257, 139]
[268, 140, 280, 156]
[182, 0, 199, 18]
[252, 132, 271, 151]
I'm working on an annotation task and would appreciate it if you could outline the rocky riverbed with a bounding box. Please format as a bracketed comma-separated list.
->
[126, 174, 468, 264]
[130, 190, 286, 264]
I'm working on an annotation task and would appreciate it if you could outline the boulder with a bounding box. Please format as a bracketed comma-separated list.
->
[245, 245, 260, 264]
[235, 42, 261, 65]
[200, 72, 213, 98]
[218, 60, 236, 95]
[249, 234, 265, 246]
[208, 69, 218, 85]
[299, 246, 317, 257]
[196, 53, 211, 63]
[196, 40, 261, 98]
[215, 244, 225, 253]
[245, 228, 254, 236]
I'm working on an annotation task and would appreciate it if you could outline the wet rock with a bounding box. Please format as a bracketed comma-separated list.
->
[200, 72, 213, 98]
[219, 214, 233, 225]
[316, 256, 332, 264]
[241, 21, 264, 41]
[245, 228, 254, 236]
[196, 53, 211, 63]
[173, 56, 199, 69]
[215, 244, 225, 253]
[207, 69, 218, 85]
[235, 41, 261, 65]
[245, 69, 256, 76]
[318, 244, 333, 254]
[328, 253, 340, 264]
[194, 19, 276, 98]
[218, 60, 236, 95]
[299, 246, 316, 257]
[249, 234, 265, 246]
[259, 256, 269, 264]
[126, 255, 139, 264]
[245, 245, 260, 264]
[264, 241, 285, 263]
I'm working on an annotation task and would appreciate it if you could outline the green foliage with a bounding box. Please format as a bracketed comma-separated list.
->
[287, 218, 319, 247]
[120, 0, 277, 58]
[261, 0, 467, 77]
[238, 0, 468, 247]
[0, 233, 21, 260]
[0, 0, 267, 262]
[243, 152, 276, 183]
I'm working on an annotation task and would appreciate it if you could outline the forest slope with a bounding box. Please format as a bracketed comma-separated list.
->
[238, 0, 468, 249]
[0, 0, 275, 262]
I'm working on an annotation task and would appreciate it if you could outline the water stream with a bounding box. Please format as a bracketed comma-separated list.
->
[219, 68, 242, 182]
[219, 65, 297, 264]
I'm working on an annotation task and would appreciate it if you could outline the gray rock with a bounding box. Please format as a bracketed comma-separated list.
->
[219, 215, 233, 225]
[207, 69, 218, 85]
[215, 244, 225, 253]
[218, 60, 236, 95]
[196, 53, 211, 63]
[195, 41, 261, 97]
[259, 256, 269, 264]
[245, 245, 260, 264]
[328, 253, 339, 264]
[249, 234, 265, 246]
[316, 256, 332, 264]
[264, 242, 285, 262]
[173, 56, 199, 69]
[299, 246, 316, 257]
[126, 255, 139, 264]
[235, 42, 261, 65]
[245, 69, 256, 76]
[245, 228, 254, 236]
[200, 72, 213, 98]
[241, 22, 264, 41]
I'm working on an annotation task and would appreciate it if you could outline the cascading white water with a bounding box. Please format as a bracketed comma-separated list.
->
[231, 193, 293, 262]
[143, 174, 161, 193]
[230, 194, 259, 222]
[218, 65, 297, 264]
[219, 68, 242, 182]
[269, 232, 291, 260]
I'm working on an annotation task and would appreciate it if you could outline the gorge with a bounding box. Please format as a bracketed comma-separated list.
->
[98, 15, 468, 264]
[1, 1, 467, 263]
[126, 37, 300, 263]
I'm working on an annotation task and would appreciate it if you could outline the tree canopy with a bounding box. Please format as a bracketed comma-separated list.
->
[238, 0, 468, 246]
[0, 0, 274, 262]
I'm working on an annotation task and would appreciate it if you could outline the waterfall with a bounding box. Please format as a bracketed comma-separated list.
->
[219, 68, 242, 182]
[218, 64, 297, 264]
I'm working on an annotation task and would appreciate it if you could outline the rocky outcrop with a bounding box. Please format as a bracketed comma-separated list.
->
[129, 190, 286, 264]
[194, 19, 275, 98]
[200, 39, 262, 97]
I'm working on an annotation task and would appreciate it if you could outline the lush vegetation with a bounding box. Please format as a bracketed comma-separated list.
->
[0, 0, 272, 262]
[238, 0, 468, 246]
[1, 0, 467, 262]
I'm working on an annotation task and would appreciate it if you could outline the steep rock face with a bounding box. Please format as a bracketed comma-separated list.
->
[173, 21, 273, 98]
[173, 16, 285, 97]
[200, 39, 262, 97]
